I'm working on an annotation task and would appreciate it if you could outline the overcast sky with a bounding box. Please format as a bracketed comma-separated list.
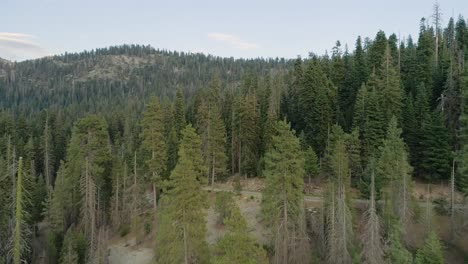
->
[2, 0, 467, 61]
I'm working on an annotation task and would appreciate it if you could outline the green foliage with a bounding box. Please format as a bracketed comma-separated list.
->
[385, 224, 413, 264]
[59, 229, 79, 264]
[232, 175, 242, 195]
[414, 231, 445, 264]
[353, 82, 386, 165]
[457, 54, 468, 194]
[13, 157, 31, 264]
[30, 174, 47, 224]
[419, 111, 452, 181]
[304, 146, 319, 184]
[155, 124, 209, 264]
[214, 192, 236, 224]
[140, 96, 167, 180]
[262, 120, 304, 226]
[262, 120, 306, 263]
[300, 60, 336, 155]
[376, 117, 412, 199]
[213, 205, 268, 264]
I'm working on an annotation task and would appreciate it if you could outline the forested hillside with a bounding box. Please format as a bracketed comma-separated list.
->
[0, 7, 468, 264]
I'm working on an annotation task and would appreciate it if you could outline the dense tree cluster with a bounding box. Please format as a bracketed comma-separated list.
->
[0, 6, 467, 264]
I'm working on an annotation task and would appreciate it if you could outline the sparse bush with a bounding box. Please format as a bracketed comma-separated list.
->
[433, 197, 449, 215]
[215, 191, 236, 224]
[119, 224, 130, 237]
[233, 176, 242, 195]
[144, 219, 152, 235]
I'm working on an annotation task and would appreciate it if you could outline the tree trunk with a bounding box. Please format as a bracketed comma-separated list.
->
[183, 209, 189, 264]
[153, 181, 157, 211]
[283, 199, 288, 264]
[211, 155, 215, 186]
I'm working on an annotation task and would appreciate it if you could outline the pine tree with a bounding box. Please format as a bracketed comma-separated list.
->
[304, 146, 319, 185]
[232, 93, 260, 176]
[353, 81, 386, 165]
[197, 96, 227, 185]
[208, 105, 227, 184]
[377, 117, 413, 237]
[346, 128, 362, 184]
[59, 229, 79, 264]
[155, 125, 209, 264]
[360, 166, 384, 264]
[13, 157, 31, 264]
[414, 231, 445, 264]
[174, 89, 187, 141]
[326, 136, 354, 264]
[416, 18, 435, 99]
[43, 113, 54, 197]
[165, 128, 179, 177]
[368, 31, 388, 71]
[458, 53, 468, 194]
[385, 224, 413, 264]
[300, 60, 336, 155]
[0, 154, 12, 263]
[420, 110, 452, 181]
[376, 45, 403, 124]
[262, 120, 308, 264]
[213, 204, 268, 264]
[140, 96, 167, 210]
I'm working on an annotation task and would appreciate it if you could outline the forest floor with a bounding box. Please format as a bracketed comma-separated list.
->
[104, 176, 467, 263]
[108, 236, 153, 264]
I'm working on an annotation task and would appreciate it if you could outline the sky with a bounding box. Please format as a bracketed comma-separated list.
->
[1, 0, 468, 61]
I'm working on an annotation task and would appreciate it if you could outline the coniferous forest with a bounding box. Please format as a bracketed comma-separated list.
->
[1, 4, 468, 264]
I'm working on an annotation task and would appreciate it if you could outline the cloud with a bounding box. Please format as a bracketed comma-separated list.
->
[0, 32, 49, 61]
[207, 32, 259, 50]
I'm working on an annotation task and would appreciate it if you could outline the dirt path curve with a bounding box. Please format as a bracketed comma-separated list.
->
[204, 186, 467, 209]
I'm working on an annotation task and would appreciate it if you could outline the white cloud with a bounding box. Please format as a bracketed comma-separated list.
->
[0, 32, 49, 61]
[207, 32, 259, 50]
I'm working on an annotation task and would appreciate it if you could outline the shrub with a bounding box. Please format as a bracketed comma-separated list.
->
[215, 191, 236, 224]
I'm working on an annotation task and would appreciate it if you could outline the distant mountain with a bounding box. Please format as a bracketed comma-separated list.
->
[0, 44, 292, 116]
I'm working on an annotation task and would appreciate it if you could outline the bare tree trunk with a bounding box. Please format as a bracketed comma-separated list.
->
[183, 209, 189, 264]
[153, 180, 157, 211]
[450, 159, 455, 240]
[283, 199, 288, 264]
[211, 155, 215, 186]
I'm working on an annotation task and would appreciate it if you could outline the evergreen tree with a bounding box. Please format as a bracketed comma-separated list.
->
[414, 231, 445, 264]
[232, 93, 261, 176]
[325, 135, 355, 264]
[213, 204, 268, 264]
[197, 87, 227, 185]
[304, 146, 319, 185]
[385, 224, 413, 264]
[207, 105, 227, 184]
[419, 111, 452, 181]
[155, 125, 209, 264]
[262, 120, 309, 264]
[165, 128, 179, 177]
[353, 81, 386, 165]
[376, 46, 403, 124]
[300, 60, 336, 155]
[368, 31, 388, 71]
[360, 166, 384, 264]
[174, 89, 187, 141]
[458, 54, 468, 194]
[59, 229, 79, 264]
[140, 96, 167, 210]
[346, 128, 362, 184]
[377, 117, 413, 237]
[13, 157, 31, 264]
[42, 113, 54, 197]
